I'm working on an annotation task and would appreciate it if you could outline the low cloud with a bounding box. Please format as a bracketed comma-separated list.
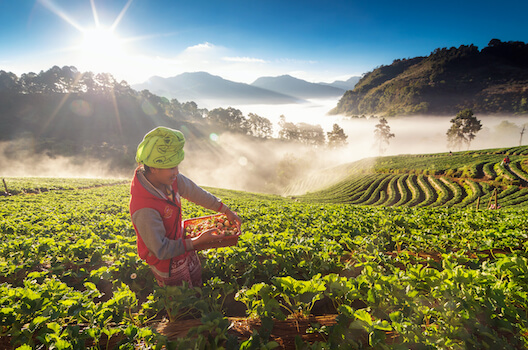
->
[180, 132, 359, 195]
[0, 140, 129, 179]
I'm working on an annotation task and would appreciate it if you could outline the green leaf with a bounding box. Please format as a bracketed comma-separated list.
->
[374, 320, 392, 331]
[15, 345, 32, 350]
[354, 309, 373, 326]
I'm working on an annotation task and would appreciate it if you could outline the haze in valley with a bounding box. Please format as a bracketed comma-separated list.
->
[3, 96, 526, 196]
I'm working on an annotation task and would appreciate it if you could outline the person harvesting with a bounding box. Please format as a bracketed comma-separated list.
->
[129, 126, 241, 287]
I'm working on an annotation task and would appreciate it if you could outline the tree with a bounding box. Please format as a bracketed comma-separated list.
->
[278, 116, 325, 146]
[373, 117, 395, 155]
[20, 72, 39, 94]
[181, 101, 205, 120]
[446, 109, 482, 150]
[278, 115, 300, 141]
[80, 71, 97, 93]
[95, 73, 117, 93]
[297, 122, 325, 147]
[327, 123, 348, 148]
[207, 107, 248, 133]
[246, 113, 273, 139]
[0, 70, 19, 92]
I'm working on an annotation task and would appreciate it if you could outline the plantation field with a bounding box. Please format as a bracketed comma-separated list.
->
[1, 152, 528, 349]
[0, 177, 128, 195]
[299, 145, 528, 209]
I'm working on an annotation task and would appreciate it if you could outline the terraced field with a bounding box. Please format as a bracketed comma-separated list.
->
[299, 145, 528, 208]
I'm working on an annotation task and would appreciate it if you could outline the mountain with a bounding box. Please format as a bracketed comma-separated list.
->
[320, 76, 361, 91]
[330, 39, 528, 117]
[250, 75, 346, 99]
[132, 72, 303, 106]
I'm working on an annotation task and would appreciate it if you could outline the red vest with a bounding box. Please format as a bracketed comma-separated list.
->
[129, 168, 185, 274]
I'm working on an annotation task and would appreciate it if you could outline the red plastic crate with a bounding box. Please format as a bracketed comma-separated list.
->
[183, 213, 241, 247]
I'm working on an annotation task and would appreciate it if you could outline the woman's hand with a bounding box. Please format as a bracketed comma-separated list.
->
[190, 228, 227, 251]
[225, 209, 241, 226]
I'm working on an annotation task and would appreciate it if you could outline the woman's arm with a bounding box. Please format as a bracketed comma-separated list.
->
[178, 174, 241, 224]
[132, 207, 192, 258]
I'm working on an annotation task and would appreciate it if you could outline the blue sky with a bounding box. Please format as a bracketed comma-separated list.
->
[1, 0, 527, 85]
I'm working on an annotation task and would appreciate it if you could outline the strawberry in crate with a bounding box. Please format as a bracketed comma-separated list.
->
[184, 214, 240, 239]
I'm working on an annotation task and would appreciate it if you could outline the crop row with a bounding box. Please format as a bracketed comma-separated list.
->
[372, 145, 528, 176]
[1, 180, 528, 348]
[301, 146, 528, 208]
[302, 172, 528, 208]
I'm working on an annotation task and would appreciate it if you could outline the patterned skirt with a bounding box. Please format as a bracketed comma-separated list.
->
[152, 251, 202, 287]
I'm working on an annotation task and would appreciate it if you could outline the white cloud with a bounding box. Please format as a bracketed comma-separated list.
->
[184, 42, 217, 52]
[276, 58, 319, 65]
[222, 56, 268, 63]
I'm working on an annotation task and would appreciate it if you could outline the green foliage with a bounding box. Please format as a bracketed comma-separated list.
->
[0, 177, 127, 195]
[271, 274, 326, 318]
[1, 172, 528, 348]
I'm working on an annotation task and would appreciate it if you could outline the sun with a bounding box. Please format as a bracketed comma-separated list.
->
[38, 0, 135, 76]
[77, 26, 129, 74]
[40, 0, 165, 83]
[81, 27, 123, 57]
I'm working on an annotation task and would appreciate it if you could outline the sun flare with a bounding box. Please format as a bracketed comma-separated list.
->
[81, 27, 122, 56]
[39, 0, 159, 82]
[78, 27, 127, 72]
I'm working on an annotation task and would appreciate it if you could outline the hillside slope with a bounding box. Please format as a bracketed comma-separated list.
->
[251, 75, 345, 99]
[297, 145, 528, 208]
[330, 39, 528, 117]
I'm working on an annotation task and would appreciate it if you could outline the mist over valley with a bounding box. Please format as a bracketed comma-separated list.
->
[1, 90, 527, 196]
[1, 39, 528, 195]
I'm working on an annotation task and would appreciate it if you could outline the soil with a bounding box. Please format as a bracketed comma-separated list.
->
[157, 315, 342, 349]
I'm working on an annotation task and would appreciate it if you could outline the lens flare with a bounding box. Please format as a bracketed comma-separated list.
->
[141, 101, 156, 115]
[238, 156, 248, 166]
[69, 99, 93, 117]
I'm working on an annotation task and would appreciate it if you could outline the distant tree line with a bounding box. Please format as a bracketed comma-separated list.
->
[0, 66, 208, 120]
[198, 107, 348, 147]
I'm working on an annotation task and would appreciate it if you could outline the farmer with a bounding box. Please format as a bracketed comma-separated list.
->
[129, 126, 241, 287]
[502, 155, 511, 167]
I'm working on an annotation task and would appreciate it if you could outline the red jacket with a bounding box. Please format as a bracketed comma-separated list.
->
[129, 170, 187, 274]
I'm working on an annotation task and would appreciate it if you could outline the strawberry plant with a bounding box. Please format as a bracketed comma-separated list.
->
[271, 274, 326, 319]
[235, 283, 285, 321]
[1, 176, 528, 348]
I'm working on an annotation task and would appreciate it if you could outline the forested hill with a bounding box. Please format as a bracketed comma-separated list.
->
[0, 67, 213, 172]
[330, 39, 528, 117]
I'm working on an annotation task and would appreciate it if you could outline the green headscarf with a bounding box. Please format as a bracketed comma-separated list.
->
[135, 127, 185, 168]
